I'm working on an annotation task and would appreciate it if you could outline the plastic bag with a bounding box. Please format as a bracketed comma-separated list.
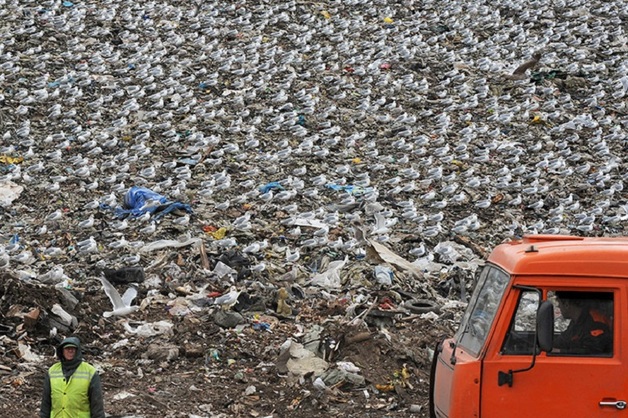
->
[114, 186, 192, 220]
[373, 265, 393, 286]
[310, 256, 348, 289]
[139, 236, 202, 253]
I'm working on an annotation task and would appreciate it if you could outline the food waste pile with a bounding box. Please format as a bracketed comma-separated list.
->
[0, 0, 627, 416]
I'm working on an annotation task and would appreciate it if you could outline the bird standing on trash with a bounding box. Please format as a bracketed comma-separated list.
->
[285, 247, 300, 263]
[172, 214, 190, 226]
[213, 286, 241, 311]
[39, 337, 105, 418]
[45, 209, 63, 223]
[140, 222, 156, 235]
[77, 236, 98, 254]
[78, 215, 95, 229]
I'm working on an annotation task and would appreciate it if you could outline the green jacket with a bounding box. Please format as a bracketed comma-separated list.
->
[40, 337, 105, 418]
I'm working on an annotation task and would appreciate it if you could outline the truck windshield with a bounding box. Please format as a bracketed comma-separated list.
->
[456, 265, 510, 356]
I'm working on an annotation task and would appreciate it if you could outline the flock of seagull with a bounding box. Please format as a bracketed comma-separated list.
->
[0, 0, 627, 294]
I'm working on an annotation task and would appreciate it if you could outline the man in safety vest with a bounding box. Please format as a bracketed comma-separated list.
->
[40, 336, 105, 418]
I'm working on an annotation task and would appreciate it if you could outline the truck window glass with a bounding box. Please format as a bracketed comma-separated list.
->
[502, 290, 539, 355]
[456, 266, 510, 356]
[549, 291, 613, 357]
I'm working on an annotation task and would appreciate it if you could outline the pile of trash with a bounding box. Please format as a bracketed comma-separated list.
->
[1, 0, 627, 416]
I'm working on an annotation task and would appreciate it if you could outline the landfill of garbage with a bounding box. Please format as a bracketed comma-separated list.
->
[1, 0, 627, 416]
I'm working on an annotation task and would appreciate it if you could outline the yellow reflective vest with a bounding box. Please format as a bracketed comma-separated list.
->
[49, 361, 95, 418]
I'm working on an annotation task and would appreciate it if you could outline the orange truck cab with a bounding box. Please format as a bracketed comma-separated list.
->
[429, 235, 628, 418]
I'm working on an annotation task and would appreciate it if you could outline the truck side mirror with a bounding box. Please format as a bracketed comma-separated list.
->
[537, 300, 554, 352]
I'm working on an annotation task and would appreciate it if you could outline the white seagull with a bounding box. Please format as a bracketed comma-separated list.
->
[99, 275, 139, 317]
[212, 286, 241, 311]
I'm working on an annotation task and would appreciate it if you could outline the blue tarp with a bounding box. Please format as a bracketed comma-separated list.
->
[112, 186, 193, 220]
[259, 182, 284, 194]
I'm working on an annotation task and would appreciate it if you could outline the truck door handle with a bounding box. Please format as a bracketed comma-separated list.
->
[599, 400, 627, 410]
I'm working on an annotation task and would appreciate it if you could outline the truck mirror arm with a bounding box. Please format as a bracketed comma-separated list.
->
[498, 288, 551, 387]
[498, 353, 537, 387]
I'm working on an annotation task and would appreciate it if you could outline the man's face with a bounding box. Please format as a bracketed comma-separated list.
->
[557, 299, 576, 319]
[63, 346, 77, 361]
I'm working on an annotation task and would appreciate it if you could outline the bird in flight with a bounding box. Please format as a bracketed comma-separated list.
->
[99, 275, 140, 317]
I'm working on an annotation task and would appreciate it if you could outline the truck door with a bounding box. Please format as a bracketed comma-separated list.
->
[481, 289, 625, 417]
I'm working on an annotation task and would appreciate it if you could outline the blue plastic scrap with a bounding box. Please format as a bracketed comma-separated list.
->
[0, 164, 17, 173]
[252, 322, 271, 332]
[259, 182, 284, 194]
[113, 186, 192, 220]
[325, 184, 372, 196]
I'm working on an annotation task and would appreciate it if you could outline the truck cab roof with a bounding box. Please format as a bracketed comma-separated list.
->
[489, 235, 628, 279]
